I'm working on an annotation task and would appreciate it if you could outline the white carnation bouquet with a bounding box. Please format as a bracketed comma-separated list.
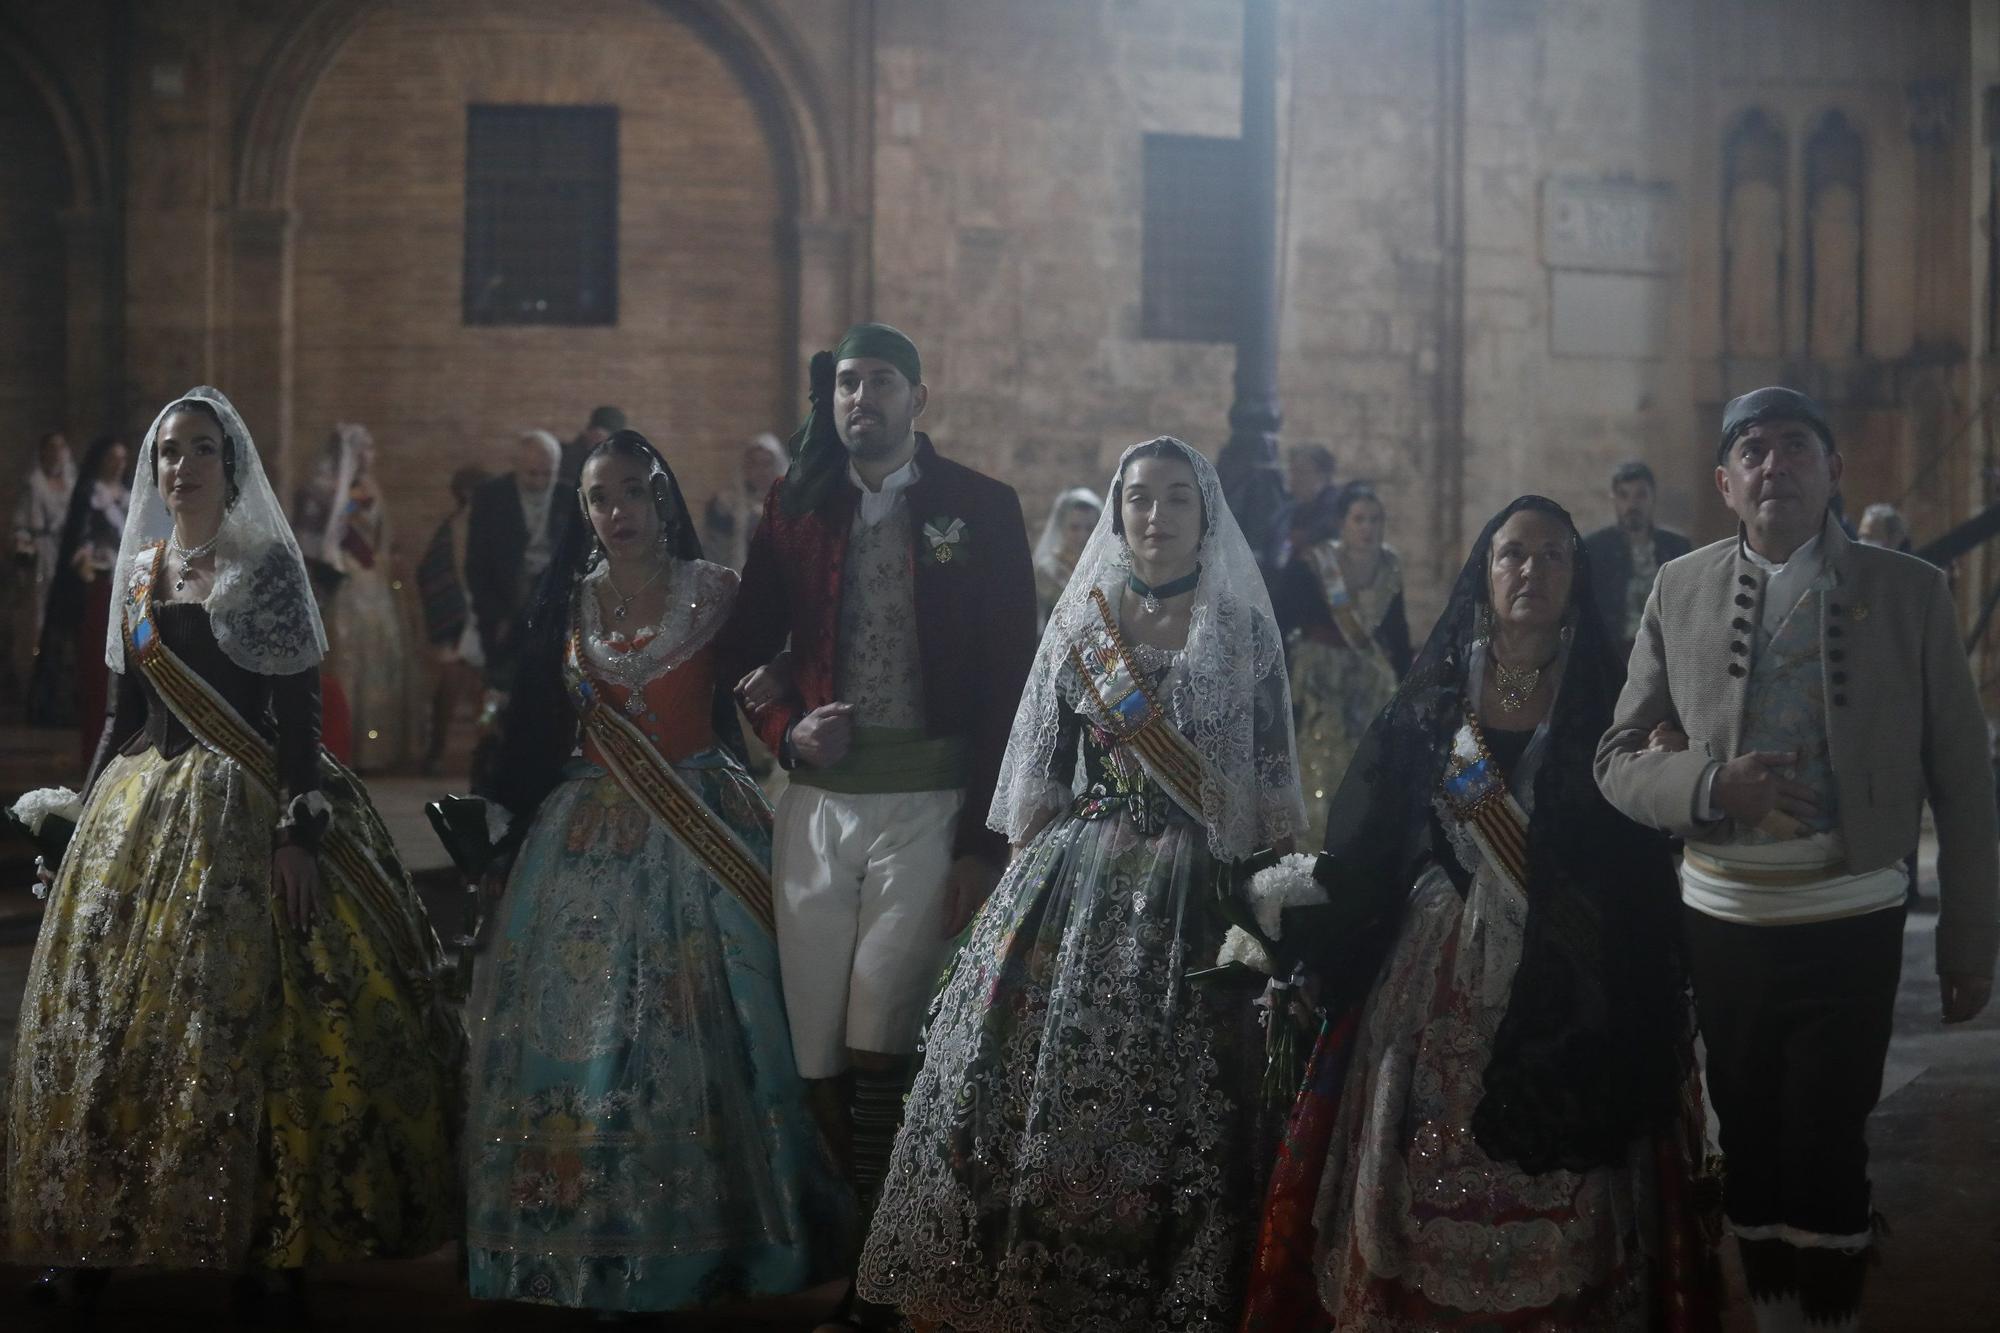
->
[1191, 850, 1328, 1112]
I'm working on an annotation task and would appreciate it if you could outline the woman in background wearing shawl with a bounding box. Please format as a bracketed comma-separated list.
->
[859, 437, 1305, 1332]
[466, 430, 850, 1315]
[1273, 482, 1413, 842]
[294, 422, 413, 771]
[5, 388, 461, 1315]
[1241, 496, 1714, 1332]
[1030, 486, 1102, 630]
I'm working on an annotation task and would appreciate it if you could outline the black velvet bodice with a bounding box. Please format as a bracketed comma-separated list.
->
[88, 600, 324, 806]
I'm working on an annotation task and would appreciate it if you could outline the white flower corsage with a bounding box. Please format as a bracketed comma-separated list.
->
[9, 786, 81, 836]
[1214, 851, 1327, 975]
[922, 516, 968, 566]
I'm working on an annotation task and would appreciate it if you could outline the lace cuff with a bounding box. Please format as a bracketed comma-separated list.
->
[275, 790, 331, 852]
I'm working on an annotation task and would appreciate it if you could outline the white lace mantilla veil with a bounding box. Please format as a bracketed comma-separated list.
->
[106, 386, 329, 675]
[991, 437, 1307, 861]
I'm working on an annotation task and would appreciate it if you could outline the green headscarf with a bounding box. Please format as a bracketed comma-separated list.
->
[782, 322, 924, 516]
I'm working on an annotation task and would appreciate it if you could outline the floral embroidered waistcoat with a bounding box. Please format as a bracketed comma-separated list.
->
[835, 503, 926, 729]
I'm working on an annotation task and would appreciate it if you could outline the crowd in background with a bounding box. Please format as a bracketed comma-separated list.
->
[0, 415, 1934, 806]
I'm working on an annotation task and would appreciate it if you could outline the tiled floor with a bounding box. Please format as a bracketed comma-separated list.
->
[0, 731, 1992, 1330]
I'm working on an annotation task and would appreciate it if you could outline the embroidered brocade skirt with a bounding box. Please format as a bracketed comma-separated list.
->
[857, 804, 1264, 1333]
[3, 742, 464, 1269]
[1312, 864, 1657, 1330]
[463, 755, 851, 1312]
[1288, 639, 1398, 845]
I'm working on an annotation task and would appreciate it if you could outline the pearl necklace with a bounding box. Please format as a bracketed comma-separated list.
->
[167, 528, 222, 593]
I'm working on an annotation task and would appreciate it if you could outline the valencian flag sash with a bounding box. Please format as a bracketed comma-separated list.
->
[1067, 586, 1220, 824]
[1439, 711, 1532, 893]
[125, 544, 435, 986]
[562, 619, 776, 938]
[1301, 542, 1386, 663]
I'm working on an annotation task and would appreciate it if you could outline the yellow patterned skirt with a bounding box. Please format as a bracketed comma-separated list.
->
[2, 742, 463, 1270]
[1290, 637, 1400, 846]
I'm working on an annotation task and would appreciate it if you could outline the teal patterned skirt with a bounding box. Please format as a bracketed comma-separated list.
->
[464, 753, 852, 1310]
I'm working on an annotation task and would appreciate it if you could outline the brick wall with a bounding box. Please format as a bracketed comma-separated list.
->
[288, 0, 793, 558]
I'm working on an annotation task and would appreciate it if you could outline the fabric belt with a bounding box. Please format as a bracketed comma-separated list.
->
[1681, 847, 1848, 887]
[788, 725, 969, 795]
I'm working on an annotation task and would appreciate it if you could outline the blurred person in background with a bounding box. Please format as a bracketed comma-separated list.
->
[415, 464, 490, 776]
[12, 430, 75, 703]
[703, 432, 788, 572]
[1029, 486, 1101, 630]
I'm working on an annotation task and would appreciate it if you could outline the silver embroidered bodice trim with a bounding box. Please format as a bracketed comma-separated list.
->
[578, 559, 736, 717]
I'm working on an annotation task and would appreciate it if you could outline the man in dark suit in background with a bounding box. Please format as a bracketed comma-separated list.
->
[1582, 460, 1692, 656]
[464, 429, 577, 693]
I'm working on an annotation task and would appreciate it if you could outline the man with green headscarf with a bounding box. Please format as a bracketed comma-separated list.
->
[721, 324, 1037, 1323]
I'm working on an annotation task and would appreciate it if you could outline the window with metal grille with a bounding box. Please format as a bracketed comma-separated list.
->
[1141, 133, 1245, 342]
[463, 105, 618, 326]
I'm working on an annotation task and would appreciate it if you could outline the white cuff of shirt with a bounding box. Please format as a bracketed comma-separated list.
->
[1695, 761, 1722, 823]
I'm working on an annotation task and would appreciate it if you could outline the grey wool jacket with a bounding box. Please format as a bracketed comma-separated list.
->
[1595, 519, 1999, 979]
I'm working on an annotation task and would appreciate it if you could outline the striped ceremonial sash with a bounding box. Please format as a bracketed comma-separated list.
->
[1302, 544, 1387, 664]
[1066, 586, 1217, 824]
[565, 627, 775, 938]
[1438, 712, 1531, 893]
[126, 546, 427, 974]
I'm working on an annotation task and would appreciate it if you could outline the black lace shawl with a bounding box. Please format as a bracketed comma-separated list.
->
[481, 432, 747, 854]
[1289, 495, 1686, 1174]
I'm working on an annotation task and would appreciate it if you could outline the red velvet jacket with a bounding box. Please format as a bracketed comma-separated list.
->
[719, 434, 1037, 864]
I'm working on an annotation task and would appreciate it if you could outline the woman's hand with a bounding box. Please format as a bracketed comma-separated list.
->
[272, 844, 320, 933]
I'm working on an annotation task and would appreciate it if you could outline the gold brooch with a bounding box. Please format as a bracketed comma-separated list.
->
[1850, 603, 1869, 621]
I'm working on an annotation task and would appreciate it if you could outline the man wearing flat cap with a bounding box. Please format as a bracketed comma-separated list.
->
[1596, 387, 1997, 1331]
[721, 324, 1036, 1303]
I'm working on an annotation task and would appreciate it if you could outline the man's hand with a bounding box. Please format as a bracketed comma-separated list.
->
[1941, 973, 1993, 1024]
[1646, 722, 1690, 753]
[941, 855, 1002, 939]
[272, 844, 321, 933]
[1712, 750, 1819, 826]
[789, 702, 856, 768]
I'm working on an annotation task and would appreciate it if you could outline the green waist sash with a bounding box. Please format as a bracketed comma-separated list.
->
[788, 725, 969, 795]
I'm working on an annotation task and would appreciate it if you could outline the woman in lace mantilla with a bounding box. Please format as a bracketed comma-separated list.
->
[465, 430, 850, 1314]
[857, 437, 1305, 1332]
[1243, 496, 1715, 1332]
[294, 422, 414, 771]
[3, 388, 462, 1302]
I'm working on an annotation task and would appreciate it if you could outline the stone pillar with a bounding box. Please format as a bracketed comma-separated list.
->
[1218, 0, 1287, 580]
[222, 207, 294, 491]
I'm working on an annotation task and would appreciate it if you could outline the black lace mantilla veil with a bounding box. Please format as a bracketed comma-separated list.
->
[483, 431, 747, 847]
[1286, 494, 1687, 1174]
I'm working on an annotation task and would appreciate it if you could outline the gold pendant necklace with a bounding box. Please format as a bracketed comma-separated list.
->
[1491, 657, 1542, 712]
